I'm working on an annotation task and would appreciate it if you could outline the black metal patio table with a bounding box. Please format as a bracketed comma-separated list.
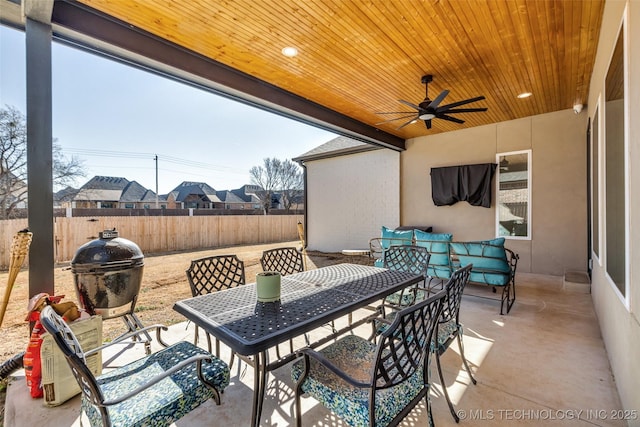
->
[173, 263, 422, 427]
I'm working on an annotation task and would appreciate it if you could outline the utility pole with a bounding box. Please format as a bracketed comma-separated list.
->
[155, 155, 159, 208]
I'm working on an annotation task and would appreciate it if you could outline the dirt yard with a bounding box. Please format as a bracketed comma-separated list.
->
[0, 241, 371, 361]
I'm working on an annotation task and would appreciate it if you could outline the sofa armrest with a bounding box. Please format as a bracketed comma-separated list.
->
[505, 248, 519, 278]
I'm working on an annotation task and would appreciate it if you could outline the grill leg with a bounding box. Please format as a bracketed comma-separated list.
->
[121, 313, 153, 354]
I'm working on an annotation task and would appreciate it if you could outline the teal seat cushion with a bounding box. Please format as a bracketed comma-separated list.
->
[414, 230, 453, 279]
[384, 287, 427, 307]
[449, 238, 511, 286]
[432, 319, 460, 353]
[381, 226, 413, 249]
[83, 341, 230, 427]
[468, 270, 510, 286]
[291, 335, 425, 427]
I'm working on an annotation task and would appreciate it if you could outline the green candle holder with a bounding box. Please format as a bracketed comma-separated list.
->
[256, 271, 281, 302]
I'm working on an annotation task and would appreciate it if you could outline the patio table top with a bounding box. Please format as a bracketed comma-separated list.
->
[173, 263, 421, 356]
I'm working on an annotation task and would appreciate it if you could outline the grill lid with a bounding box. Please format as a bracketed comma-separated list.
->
[71, 229, 144, 272]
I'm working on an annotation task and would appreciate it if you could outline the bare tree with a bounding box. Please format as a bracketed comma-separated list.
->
[0, 105, 86, 219]
[278, 159, 303, 211]
[249, 158, 304, 213]
[250, 158, 282, 214]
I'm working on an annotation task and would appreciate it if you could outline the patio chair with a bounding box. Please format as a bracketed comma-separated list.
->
[260, 247, 309, 350]
[433, 263, 475, 423]
[368, 226, 414, 267]
[291, 289, 446, 427]
[260, 247, 305, 275]
[186, 254, 245, 363]
[39, 305, 230, 427]
[381, 245, 430, 312]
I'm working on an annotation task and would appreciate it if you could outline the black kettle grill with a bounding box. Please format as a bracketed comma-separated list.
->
[71, 229, 151, 351]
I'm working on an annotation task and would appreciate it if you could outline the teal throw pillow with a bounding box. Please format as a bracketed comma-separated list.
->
[380, 226, 413, 249]
[413, 230, 453, 278]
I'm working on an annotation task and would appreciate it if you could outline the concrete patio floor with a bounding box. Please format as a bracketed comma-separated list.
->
[4, 272, 627, 427]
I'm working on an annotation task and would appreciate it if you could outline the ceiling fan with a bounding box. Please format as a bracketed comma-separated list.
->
[376, 75, 487, 130]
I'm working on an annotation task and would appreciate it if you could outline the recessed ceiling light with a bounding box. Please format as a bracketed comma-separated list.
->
[281, 46, 298, 57]
[517, 92, 532, 99]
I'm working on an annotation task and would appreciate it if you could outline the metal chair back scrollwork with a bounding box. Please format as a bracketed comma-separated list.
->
[260, 247, 304, 276]
[381, 245, 430, 310]
[186, 254, 246, 295]
[186, 255, 245, 359]
[292, 290, 445, 427]
[383, 244, 430, 276]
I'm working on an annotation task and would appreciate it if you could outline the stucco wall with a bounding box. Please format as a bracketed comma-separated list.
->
[587, 0, 640, 414]
[306, 149, 400, 252]
[401, 108, 587, 275]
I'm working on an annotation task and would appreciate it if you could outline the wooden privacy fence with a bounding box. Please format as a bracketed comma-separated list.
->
[0, 215, 302, 268]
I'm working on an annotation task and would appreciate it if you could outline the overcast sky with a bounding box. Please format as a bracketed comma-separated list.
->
[0, 25, 336, 194]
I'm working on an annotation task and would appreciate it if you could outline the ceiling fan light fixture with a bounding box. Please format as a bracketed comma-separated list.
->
[517, 92, 532, 99]
[419, 112, 436, 120]
[281, 46, 298, 57]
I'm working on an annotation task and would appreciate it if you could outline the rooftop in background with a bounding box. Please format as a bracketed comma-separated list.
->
[293, 136, 381, 163]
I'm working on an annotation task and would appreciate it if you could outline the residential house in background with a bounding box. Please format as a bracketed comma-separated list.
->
[55, 177, 297, 212]
[70, 176, 162, 209]
[53, 186, 78, 208]
[166, 181, 221, 209]
[219, 184, 262, 209]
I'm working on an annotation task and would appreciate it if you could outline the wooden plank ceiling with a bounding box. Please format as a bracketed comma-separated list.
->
[75, 0, 604, 141]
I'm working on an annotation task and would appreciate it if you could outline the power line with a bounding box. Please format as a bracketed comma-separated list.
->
[83, 163, 246, 178]
[63, 147, 153, 158]
[64, 146, 247, 173]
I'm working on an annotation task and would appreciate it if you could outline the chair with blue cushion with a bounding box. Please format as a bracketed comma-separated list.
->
[39, 305, 230, 427]
[449, 238, 519, 314]
[432, 264, 475, 423]
[291, 290, 445, 427]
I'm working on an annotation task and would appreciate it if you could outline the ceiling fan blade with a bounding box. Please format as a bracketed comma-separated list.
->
[436, 114, 465, 124]
[428, 90, 449, 109]
[397, 117, 418, 130]
[385, 76, 486, 129]
[398, 99, 421, 110]
[444, 107, 488, 113]
[438, 96, 486, 111]
[375, 114, 418, 125]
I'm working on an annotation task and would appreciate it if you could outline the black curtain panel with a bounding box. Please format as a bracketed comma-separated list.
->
[430, 163, 497, 208]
